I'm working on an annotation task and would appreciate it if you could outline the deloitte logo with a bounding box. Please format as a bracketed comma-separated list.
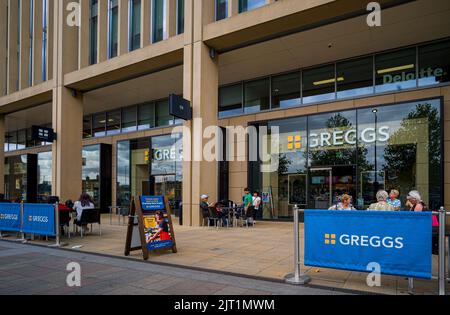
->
[28, 215, 49, 223]
[324, 233, 404, 249]
[0, 213, 18, 220]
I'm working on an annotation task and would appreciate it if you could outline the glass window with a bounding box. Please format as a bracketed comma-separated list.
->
[108, 0, 119, 58]
[418, 40, 450, 87]
[17, 130, 26, 150]
[28, 0, 34, 87]
[216, 0, 228, 20]
[244, 78, 270, 114]
[8, 132, 17, 151]
[302, 64, 336, 104]
[129, 0, 141, 51]
[155, 99, 173, 127]
[4, 155, 28, 202]
[42, 0, 48, 81]
[122, 106, 137, 132]
[375, 48, 417, 93]
[152, 0, 166, 43]
[106, 110, 121, 135]
[239, 0, 265, 13]
[37, 151, 52, 202]
[357, 99, 441, 210]
[271, 72, 301, 109]
[130, 138, 150, 197]
[219, 84, 243, 118]
[176, 0, 184, 34]
[93, 113, 106, 137]
[337, 56, 374, 98]
[138, 103, 155, 130]
[26, 128, 35, 148]
[117, 140, 131, 207]
[89, 0, 98, 65]
[83, 116, 93, 139]
[4, 134, 9, 152]
[82, 145, 101, 207]
[308, 110, 357, 167]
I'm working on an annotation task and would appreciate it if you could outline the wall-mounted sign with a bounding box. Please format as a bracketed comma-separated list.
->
[169, 94, 192, 121]
[152, 146, 182, 162]
[31, 125, 55, 143]
[309, 126, 390, 148]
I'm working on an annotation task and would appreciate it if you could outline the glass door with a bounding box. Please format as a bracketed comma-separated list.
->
[308, 168, 332, 209]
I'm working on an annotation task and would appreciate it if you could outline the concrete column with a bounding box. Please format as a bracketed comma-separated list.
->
[182, 0, 219, 226]
[79, 0, 90, 68]
[33, 0, 43, 85]
[141, 0, 150, 47]
[7, 0, 19, 94]
[0, 0, 7, 95]
[228, 0, 239, 17]
[0, 115, 4, 195]
[98, 0, 108, 62]
[166, 0, 176, 38]
[118, 0, 128, 55]
[51, 0, 83, 201]
[19, 0, 31, 90]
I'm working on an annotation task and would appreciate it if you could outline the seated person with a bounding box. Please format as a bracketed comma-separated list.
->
[329, 194, 356, 210]
[73, 193, 95, 232]
[368, 190, 394, 211]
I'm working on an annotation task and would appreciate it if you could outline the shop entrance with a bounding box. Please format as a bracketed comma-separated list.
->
[308, 166, 356, 209]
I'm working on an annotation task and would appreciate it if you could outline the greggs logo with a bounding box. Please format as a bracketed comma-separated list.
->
[325, 233, 404, 249]
[0, 213, 18, 220]
[287, 135, 302, 150]
[28, 215, 49, 223]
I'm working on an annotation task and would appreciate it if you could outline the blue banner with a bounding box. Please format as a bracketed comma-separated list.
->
[141, 196, 165, 212]
[304, 210, 432, 279]
[0, 203, 21, 232]
[22, 204, 56, 236]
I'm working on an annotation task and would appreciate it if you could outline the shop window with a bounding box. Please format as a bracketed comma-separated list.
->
[216, 0, 228, 20]
[93, 113, 106, 137]
[176, 0, 184, 34]
[117, 140, 131, 207]
[122, 106, 137, 132]
[244, 78, 270, 114]
[83, 116, 93, 139]
[37, 151, 52, 202]
[271, 72, 301, 109]
[302, 64, 336, 104]
[337, 56, 374, 98]
[239, 0, 265, 13]
[375, 47, 417, 93]
[82, 145, 101, 207]
[418, 40, 450, 87]
[219, 84, 243, 118]
[155, 99, 173, 127]
[152, 0, 166, 43]
[129, 0, 141, 51]
[106, 110, 121, 135]
[138, 102, 155, 130]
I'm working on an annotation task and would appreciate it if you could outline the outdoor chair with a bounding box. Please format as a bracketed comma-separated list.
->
[74, 208, 102, 238]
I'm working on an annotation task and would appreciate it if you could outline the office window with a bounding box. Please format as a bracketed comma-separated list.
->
[17, 0, 21, 90]
[219, 84, 243, 118]
[4, 134, 10, 152]
[152, 0, 166, 43]
[244, 78, 270, 113]
[271, 72, 301, 109]
[106, 110, 121, 135]
[138, 103, 155, 130]
[28, 0, 33, 87]
[9, 132, 17, 151]
[239, 0, 265, 13]
[419, 40, 450, 87]
[155, 99, 173, 127]
[42, 0, 48, 81]
[375, 48, 417, 93]
[26, 127, 35, 148]
[89, 0, 98, 64]
[302, 64, 336, 104]
[108, 0, 119, 58]
[176, 0, 184, 34]
[122, 106, 137, 132]
[17, 130, 26, 150]
[93, 113, 106, 137]
[129, 0, 141, 51]
[337, 56, 374, 98]
[216, 0, 228, 21]
[83, 116, 93, 139]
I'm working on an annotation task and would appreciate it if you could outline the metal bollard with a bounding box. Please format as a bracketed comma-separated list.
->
[438, 207, 446, 295]
[285, 205, 311, 285]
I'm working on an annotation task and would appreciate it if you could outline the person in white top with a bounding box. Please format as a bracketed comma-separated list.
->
[73, 193, 95, 230]
[251, 192, 262, 224]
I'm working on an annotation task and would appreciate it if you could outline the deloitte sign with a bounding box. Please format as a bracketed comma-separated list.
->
[383, 67, 445, 84]
[309, 126, 390, 148]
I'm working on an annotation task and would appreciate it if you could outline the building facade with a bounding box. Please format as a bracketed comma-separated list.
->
[0, 0, 449, 225]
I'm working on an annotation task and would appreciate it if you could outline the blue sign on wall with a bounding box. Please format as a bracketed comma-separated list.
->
[304, 210, 432, 279]
[140, 196, 165, 212]
[22, 204, 56, 236]
[0, 203, 21, 232]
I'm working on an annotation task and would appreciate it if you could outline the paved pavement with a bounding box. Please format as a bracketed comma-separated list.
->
[0, 240, 351, 295]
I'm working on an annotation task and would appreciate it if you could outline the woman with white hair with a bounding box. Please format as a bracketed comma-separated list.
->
[406, 190, 426, 212]
[368, 190, 394, 211]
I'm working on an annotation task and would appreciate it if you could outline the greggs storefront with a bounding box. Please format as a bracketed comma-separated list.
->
[249, 98, 443, 220]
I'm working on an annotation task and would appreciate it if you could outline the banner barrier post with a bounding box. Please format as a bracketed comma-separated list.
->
[285, 205, 311, 285]
[48, 202, 67, 248]
[438, 207, 446, 296]
[408, 278, 414, 294]
[14, 202, 26, 243]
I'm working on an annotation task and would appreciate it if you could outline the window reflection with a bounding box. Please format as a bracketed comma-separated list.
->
[37, 151, 52, 202]
[302, 65, 336, 104]
[82, 145, 101, 206]
[337, 56, 374, 98]
[271, 72, 301, 109]
[244, 78, 270, 113]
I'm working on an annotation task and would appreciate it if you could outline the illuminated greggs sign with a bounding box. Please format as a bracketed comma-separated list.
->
[309, 126, 390, 148]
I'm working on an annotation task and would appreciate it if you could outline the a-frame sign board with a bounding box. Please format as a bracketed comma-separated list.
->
[125, 195, 177, 260]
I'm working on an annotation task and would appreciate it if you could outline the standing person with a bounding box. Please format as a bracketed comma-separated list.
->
[73, 193, 95, 232]
[252, 191, 262, 224]
[368, 190, 394, 211]
[387, 189, 401, 211]
[406, 190, 426, 212]
[243, 188, 253, 226]
[329, 194, 355, 210]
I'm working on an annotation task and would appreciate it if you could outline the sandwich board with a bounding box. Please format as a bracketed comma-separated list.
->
[124, 195, 177, 260]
